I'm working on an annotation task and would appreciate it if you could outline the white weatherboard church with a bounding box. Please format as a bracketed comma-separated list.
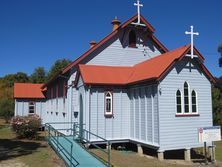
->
[14, 1, 216, 160]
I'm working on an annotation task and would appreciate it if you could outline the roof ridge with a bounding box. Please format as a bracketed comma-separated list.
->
[42, 14, 168, 88]
[79, 64, 133, 69]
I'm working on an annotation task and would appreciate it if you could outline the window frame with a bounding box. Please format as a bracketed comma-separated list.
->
[176, 89, 182, 114]
[191, 90, 198, 114]
[28, 101, 35, 114]
[104, 91, 113, 117]
[184, 82, 190, 114]
[175, 82, 199, 117]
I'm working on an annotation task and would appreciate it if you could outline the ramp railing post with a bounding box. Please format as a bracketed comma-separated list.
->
[56, 130, 59, 151]
[107, 141, 111, 167]
[73, 122, 76, 140]
[70, 144, 73, 167]
[48, 125, 51, 141]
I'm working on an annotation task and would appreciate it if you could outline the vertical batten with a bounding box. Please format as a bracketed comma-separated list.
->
[84, 88, 86, 128]
[145, 87, 148, 142]
[134, 89, 136, 139]
[138, 88, 141, 140]
[120, 90, 122, 138]
[96, 90, 99, 138]
[22, 101, 24, 116]
[157, 84, 161, 145]
[14, 99, 17, 116]
[130, 89, 134, 138]
[151, 86, 154, 144]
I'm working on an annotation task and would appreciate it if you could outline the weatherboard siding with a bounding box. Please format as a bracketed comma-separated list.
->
[83, 87, 131, 141]
[158, 58, 213, 151]
[129, 85, 159, 145]
[15, 99, 46, 122]
[86, 29, 162, 67]
[42, 97, 69, 131]
[68, 27, 163, 126]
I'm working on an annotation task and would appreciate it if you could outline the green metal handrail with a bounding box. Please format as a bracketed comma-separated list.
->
[45, 123, 79, 167]
[73, 123, 111, 167]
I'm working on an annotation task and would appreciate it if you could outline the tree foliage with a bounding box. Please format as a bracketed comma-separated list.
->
[0, 98, 14, 123]
[218, 44, 222, 53]
[213, 77, 222, 128]
[2, 72, 29, 87]
[0, 58, 70, 122]
[47, 59, 71, 80]
[30, 67, 47, 83]
[218, 44, 222, 67]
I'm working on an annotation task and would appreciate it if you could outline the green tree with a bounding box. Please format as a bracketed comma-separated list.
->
[30, 67, 47, 83]
[0, 98, 14, 123]
[2, 72, 29, 87]
[47, 59, 71, 80]
[218, 44, 222, 54]
[212, 87, 222, 127]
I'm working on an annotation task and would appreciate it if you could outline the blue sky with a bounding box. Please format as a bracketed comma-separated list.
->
[0, 0, 221, 77]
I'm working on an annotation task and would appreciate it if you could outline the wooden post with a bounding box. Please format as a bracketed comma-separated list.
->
[157, 151, 164, 161]
[204, 142, 208, 163]
[184, 149, 191, 161]
[137, 144, 143, 156]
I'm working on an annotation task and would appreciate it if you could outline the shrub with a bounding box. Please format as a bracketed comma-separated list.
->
[11, 114, 41, 139]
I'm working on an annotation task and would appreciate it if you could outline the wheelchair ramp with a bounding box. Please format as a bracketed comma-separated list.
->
[49, 136, 106, 167]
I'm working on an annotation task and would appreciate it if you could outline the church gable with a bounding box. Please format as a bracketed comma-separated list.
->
[158, 46, 215, 84]
[86, 15, 169, 67]
[86, 27, 163, 67]
[43, 14, 168, 89]
[62, 14, 168, 74]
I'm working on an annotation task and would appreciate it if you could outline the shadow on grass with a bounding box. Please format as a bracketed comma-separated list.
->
[0, 138, 47, 161]
[0, 125, 8, 130]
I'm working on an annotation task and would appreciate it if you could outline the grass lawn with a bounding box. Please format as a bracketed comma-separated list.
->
[0, 118, 221, 167]
[216, 141, 222, 162]
[90, 149, 196, 167]
[0, 119, 65, 167]
[90, 142, 222, 167]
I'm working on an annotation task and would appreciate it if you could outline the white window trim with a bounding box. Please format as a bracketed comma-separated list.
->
[184, 81, 190, 114]
[175, 89, 183, 114]
[28, 101, 35, 114]
[105, 91, 113, 116]
[191, 90, 199, 114]
[175, 82, 199, 116]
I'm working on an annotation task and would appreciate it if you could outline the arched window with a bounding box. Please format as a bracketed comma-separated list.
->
[129, 30, 136, 47]
[176, 90, 182, 113]
[105, 91, 113, 116]
[184, 82, 189, 113]
[192, 90, 197, 113]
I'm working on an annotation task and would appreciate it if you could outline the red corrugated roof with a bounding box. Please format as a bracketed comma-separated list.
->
[79, 65, 133, 85]
[14, 83, 45, 99]
[78, 45, 216, 85]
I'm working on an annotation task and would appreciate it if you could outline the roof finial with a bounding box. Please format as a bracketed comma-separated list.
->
[131, 0, 145, 27]
[185, 25, 199, 59]
[134, 0, 143, 24]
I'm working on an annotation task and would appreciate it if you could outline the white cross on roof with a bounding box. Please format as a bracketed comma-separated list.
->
[132, 0, 145, 26]
[185, 25, 199, 59]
